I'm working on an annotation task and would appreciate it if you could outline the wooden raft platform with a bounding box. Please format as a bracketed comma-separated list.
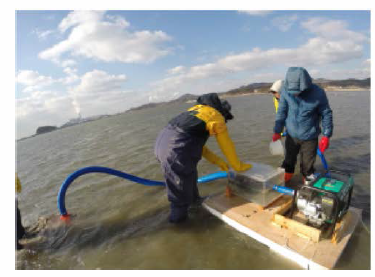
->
[202, 193, 362, 270]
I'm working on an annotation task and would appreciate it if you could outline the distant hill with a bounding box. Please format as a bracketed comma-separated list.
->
[127, 93, 197, 112]
[219, 78, 370, 97]
[126, 78, 370, 113]
[315, 78, 370, 89]
[220, 82, 272, 96]
[60, 114, 109, 129]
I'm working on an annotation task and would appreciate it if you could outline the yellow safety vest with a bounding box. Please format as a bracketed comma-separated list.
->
[273, 97, 279, 113]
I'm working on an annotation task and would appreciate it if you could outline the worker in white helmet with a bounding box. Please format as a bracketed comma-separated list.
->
[269, 79, 283, 112]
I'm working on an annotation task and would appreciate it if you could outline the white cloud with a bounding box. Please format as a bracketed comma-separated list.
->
[238, 10, 273, 16]
[271, 14, 299, 32]
[16, 70, 55, 92]
[16, 69, 137, 138]
[16, 90, 77, 138]
[61, 67, 79, 84]
[312, 59, 371, 80]
[39, 11, 173, 64]
[150, 17, 369, 101]
[58, 10, 106, 33]
[69, 70, 131, 116]
[33, 29, 55, 40]
[301, 17, 368, 42]
[167, 66, 186, 75]
[363, 59, 370, 68]
[61, 59, 77, 67]
[16, 69, 79, 92]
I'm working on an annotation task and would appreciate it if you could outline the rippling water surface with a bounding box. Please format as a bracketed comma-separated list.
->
[16, 91, 370, 269]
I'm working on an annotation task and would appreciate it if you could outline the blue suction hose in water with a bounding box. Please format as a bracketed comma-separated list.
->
[57, 139, 330, 219]
[57, 166, 228, 219]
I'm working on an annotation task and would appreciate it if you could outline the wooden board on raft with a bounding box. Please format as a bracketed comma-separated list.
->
[202, 192, 361, 270]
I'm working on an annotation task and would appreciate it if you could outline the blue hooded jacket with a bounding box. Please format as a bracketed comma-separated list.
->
[274, 67, 333, 140]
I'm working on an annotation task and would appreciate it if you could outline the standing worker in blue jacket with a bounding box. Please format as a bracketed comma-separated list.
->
[272, 67, 333, 184]
[155, 93, 252, 223]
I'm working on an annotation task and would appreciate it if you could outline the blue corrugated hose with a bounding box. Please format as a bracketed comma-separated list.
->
[57, 166, 228, 217]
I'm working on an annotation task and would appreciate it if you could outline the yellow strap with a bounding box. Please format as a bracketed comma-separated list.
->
[273, 97, 285, 135]
[273, 97, 279, 113]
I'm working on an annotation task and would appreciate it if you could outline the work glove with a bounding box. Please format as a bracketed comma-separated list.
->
[272, 133, 282, 142]
[319, 136, 330, 153]
[202, 146, 230, 171]
[236, 162, 253, 172]
[215, 130, 252, 172]
[216, 159, 230, 171]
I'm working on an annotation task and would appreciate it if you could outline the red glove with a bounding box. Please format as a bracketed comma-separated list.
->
[272, 133, 281, 142]
[319, 136, 330, 153]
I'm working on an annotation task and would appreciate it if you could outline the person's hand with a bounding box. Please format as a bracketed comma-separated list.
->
[319, 136, 330, 153]
[234, 162, 252, 172]
[216, 160, 229, 171]
[272, 133, 282, 142]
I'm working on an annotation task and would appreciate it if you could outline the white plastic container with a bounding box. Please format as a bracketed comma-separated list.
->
[228, 162, 285, 206]
[269, 140, 284, 156]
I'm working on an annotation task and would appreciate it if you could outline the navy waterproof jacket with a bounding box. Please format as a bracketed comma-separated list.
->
[274, 67, 333, 140]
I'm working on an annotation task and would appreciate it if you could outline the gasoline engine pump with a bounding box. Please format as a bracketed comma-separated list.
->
[289, 170, 354, 236]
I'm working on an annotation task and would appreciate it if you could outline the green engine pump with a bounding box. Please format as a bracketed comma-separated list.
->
[292, 170, 354, 232]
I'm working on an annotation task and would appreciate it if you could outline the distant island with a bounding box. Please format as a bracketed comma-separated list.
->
[19, 77, 370, 141]
[19, 114, 110, 141]
[36, 126, 57, 135]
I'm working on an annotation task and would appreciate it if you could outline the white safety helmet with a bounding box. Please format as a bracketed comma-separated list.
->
[269, 80, 283, 93]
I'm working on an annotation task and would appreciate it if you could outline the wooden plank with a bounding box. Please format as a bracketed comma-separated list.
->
[203, 193, 361, 270]
[261, 194, 285, 210]
[272, 214, 321, 243]
[267, 195, 293, 215]
[312, 208, 361, 269]
[331, 210, 354, 244]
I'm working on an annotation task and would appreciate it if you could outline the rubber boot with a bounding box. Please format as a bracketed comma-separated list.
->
[189, 196, 208, 210]
[169, 203, 188, 223]
[284, 172, 294, 183]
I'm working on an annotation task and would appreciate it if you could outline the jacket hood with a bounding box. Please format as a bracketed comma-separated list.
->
[196, 93, 233, 121]
[284, 67, 312, 96]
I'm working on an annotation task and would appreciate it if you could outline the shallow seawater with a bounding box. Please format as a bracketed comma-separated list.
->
[16, 91, 371, 269]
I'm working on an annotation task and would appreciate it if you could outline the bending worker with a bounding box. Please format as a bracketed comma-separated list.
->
[155, 93, 252, 223]
[272, 67, 333, 184]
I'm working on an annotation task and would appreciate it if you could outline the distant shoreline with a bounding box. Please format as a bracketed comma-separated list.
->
[324, 87, 370, 92]
[220, 87, 370, 98]
[17, 81, 370, 141]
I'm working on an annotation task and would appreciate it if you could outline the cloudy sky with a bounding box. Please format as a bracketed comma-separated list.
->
[16, 10, 370, 139]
